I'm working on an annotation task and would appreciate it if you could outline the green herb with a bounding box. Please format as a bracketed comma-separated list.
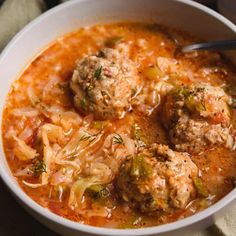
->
[131, 123, 147, 147]
[130, 155, 152, 179]
[32, 160, 46, 176]
[113, 133, 124, 145]
[176, 87, 207, 112]
[176, 87, 191, 98]
[185, 95, 206, 112]
[198, 198, 210, 210]
[193, 177, 209, 197]
[86, 184, 110, 200]
[200, 99, 206, 111]
[143, 66, 163, 80]
[196, 87, 205, 93]
[94, 66, 103, 80]
[80, 97, 87, 111]
[131, 123, 142, 141]
[85, 83, 93, 93]
[105, 36, 123, 47]
[79, 133, 97, 143]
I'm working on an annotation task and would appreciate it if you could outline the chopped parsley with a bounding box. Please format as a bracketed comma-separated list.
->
[113, 133, 124, 145]
[131, 123, 142, 141]
[80, 97, 87, 110]
[131, 123, 147, 148]
[86, 184, 110, 200]
[193, 177, 209, 197]
[79, 133, 97, 143]
[32, 160, 46, 176]
[94, 66, 103, 80]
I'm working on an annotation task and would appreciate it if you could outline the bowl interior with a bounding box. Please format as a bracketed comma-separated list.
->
[0, 0, 236, 235]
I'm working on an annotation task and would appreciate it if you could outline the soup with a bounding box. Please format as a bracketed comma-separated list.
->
[2, 23, 236, 228]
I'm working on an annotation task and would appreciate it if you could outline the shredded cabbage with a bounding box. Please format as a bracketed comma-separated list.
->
[68, 176, 101, 210]
[55, 127, 103, 167]
[13, 136, 38, 161]
[23, 124, 63, 188]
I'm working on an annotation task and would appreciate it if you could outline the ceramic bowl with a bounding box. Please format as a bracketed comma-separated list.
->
[0, 0, 236, 235]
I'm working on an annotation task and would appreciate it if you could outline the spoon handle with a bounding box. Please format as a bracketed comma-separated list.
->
[181, 40, 236, 53]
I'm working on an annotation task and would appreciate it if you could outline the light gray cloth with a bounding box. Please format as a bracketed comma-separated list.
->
[0, 0, 235, 235]
[0, 0, 45, 50]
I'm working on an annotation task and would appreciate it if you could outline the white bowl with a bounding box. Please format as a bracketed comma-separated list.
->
[0, 0, 236, 235]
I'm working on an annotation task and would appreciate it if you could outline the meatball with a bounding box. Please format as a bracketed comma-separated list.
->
[162, 83, 233, 153]
[117, 144, 198, 214]
[70, 48, 140, 120]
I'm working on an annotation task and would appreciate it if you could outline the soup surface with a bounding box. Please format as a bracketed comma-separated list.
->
[2, 23, 236, 228]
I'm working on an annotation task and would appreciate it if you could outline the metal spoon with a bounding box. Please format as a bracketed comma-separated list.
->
[180, 39, 236, 53]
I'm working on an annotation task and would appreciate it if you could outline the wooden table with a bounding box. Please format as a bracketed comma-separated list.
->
[0, 179, 59, 236]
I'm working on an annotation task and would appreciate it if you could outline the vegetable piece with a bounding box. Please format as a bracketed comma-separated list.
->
[131, 123, 142, 140]
[13, 136, 39, 161]
[193, 177, 209, 197]
[176, 87, 191, 97]
[131, 123, 147, 146]
[113, 133, 124, 145]
[130, 155, 152, 179]
[184, 94, 196, 112]
[80, 97, 88, 111]
[143, 66, 163, 80]
[79, 131, 101, 143]
[68, 177, 100, 209]
[94, 66, 103, 80]
[31, 159, 46, 176]
[55, 128, 103, 169]
[198, 198, 210, 210]
[176, 87, 206, 112]
[23, 124, 62, 188]
[105, 36, 123, 47]
[86, 184, 110, 200]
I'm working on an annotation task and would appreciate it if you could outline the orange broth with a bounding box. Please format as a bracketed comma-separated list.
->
[2, 23, 236, 228]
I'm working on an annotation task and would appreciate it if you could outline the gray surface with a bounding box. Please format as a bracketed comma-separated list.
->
[0, 178, 59, 236]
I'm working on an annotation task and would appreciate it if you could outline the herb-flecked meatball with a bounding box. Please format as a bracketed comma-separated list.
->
[70, 48, 140, 120]
[117, 144, 198, 214]
[162, 83, 234, 153]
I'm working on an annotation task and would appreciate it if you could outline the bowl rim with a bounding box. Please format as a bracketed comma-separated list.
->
[0, 0, 236, 235]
